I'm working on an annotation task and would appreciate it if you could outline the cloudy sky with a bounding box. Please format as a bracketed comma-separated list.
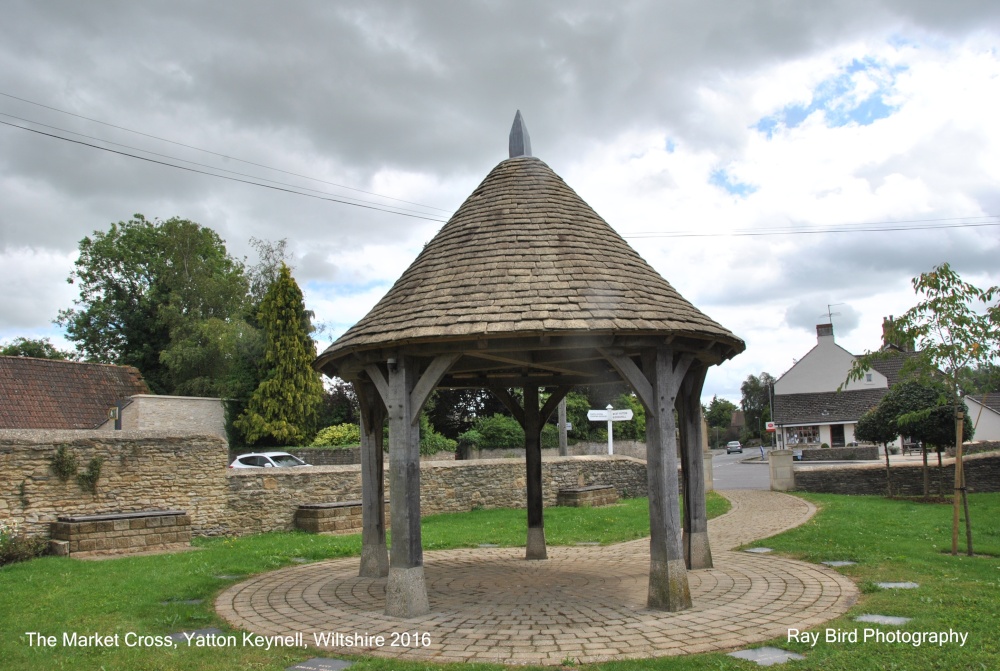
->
[2, 1, 999, 405]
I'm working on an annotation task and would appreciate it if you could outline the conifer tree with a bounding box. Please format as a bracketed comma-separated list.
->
[235, 264, 323, 446]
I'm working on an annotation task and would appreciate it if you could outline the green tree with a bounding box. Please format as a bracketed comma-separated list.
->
[234, 264, 324, 446]
[56, 215, 248, 393]
[705, 395, 738, 429]
[847, 262, 999, 555]
[0, 337, 75, 360]
[855, 403, 900, 497]
[740, 372, 774, 440]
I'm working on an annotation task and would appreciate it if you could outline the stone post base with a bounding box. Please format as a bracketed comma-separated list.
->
[359, 543, 389, 578]
[385, 566, 430, 618]
[769, 450, 795, 491]
[647, 558, 692, 611]
[683, 530, 713, 569]
[526, 527, 547, 560]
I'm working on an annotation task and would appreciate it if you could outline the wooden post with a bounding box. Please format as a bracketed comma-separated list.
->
[524, 385, 546, 559]
[678, 365, 712, 569]
[384, 355, 429, 617]
[643, 345, 693, 611]
[558, 396, 568, 457]
[356, 377, 388, 578]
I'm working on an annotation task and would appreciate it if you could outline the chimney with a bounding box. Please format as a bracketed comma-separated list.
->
[816, 323, 834, 342]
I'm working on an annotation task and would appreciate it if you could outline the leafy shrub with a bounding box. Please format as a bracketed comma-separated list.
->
[312, 423, 361, 447]
[77, 457, 103, 494]
[541, 423, 560, 449]
[419, 413, 457, 455]
[474, 414, 525, 449]
[0, 520, 48, 566]
[457, 429, 482, 450]
[821, 442, 830, 449]
[50, 445, 77, 482]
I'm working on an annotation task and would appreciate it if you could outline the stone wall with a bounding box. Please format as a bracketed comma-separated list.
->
[467, 440, 648, 461]
[798, 445, 879, 461]
[231, 447, 458, 466]
[2, 430, 648, 539]
[945, 441, 1000, 457]
[792, 451, 1000, 496]
[0, 429, 229, 537]
[225, 456, 648, 534]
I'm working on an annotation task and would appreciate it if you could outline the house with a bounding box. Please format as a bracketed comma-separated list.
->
[771, 322, 915, 448]
[0, 356, 226, 437]
[0, 356, 149, 429]
[964, 393, 1000, 442]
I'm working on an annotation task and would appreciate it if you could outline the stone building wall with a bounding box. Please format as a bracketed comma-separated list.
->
[99, 395, 227, 438]
[792, 451, 1000, 496]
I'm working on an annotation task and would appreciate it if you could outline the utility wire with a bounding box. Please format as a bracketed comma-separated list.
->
[0, 90, 451, 213]
[0, 119, 449, 223]
[622, 218, 1000, 239]
[0, 111, 447, 218]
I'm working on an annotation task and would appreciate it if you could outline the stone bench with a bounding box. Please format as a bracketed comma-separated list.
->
[294, 501, 391, 534]
[50, 510, 191, 556]
[556, 485, 619, 507]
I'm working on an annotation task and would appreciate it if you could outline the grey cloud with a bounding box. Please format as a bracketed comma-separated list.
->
[784, 298, 861, 335]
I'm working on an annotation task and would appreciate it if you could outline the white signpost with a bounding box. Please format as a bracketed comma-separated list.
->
[587, 403, 634, 455]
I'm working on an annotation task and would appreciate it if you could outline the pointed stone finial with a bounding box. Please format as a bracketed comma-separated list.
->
[509, 110, 532, 158]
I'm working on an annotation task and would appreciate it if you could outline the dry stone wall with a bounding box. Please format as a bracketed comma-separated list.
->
[0, 429, 229, 537]
[2, 430, 648, 539]
[792, 451, 1000, 496]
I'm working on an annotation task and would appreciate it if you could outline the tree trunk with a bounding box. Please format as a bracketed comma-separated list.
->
[883, 443, 893, 498]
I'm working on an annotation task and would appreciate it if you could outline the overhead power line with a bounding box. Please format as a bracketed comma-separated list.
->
[621, 216, 1000, 239]
[0, 111, 445, 218]
[0, 119, 449, 223]
[0, 90, 451, 213]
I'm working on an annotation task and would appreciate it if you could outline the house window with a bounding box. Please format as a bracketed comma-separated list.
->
[865, 373, 873, 383]
[787, 426, 820, 445]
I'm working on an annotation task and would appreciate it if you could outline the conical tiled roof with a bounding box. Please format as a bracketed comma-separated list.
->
[319, 155, 743, 367]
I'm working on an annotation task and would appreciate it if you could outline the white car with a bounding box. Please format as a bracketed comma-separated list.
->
[725, 441, 743, 454]
[228, 452, 309, 469]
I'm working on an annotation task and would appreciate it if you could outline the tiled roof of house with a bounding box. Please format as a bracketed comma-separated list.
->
[773, 388, 888, 425]
[0, 356, 149, 429]
[869, 350, 920, 386]
[969, 392, 1000, 414]
[319, 155, 743, 362]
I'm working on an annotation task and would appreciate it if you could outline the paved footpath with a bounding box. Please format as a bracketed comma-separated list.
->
[215, 490, 857, 665]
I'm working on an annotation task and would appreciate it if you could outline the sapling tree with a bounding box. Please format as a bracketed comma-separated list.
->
[847, 263, 999, 555]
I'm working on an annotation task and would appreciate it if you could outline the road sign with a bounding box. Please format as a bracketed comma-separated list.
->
[765, 421, 776, 432]
[587, 405, 635, 455]
[611, 409, 633, 421]
[587, 409, 610, 421]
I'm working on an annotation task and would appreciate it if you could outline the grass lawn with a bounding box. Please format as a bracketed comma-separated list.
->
[2, 492, 998, 670]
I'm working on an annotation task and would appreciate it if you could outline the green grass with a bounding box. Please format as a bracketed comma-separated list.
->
[2, 492, 999, 670]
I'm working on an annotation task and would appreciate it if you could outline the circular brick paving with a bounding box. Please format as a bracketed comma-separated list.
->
[215, 490, 857, 665]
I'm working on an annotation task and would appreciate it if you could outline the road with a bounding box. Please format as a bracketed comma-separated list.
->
[710, 448, 771, 490]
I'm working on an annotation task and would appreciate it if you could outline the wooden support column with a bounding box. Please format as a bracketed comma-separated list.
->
[355, 377, 388, 578]
[489, 385, 571, 561]
[376, 352, 458, 618]
[383, 355, 427, 617]
[642, 345, 693, 611]
[523, 384, 545, 559]
[678, 364, 712, 570]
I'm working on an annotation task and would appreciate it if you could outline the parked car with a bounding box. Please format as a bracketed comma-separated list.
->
[725, 441, 743, 454]
[228, 452, 309, 469]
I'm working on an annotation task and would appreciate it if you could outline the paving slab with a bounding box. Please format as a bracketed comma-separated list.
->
[876, 582, 919, 589]
[216, 490, 857, 666]
[855, 614, 912, 625]
[822, 561, 857, 567]
[729, 646, 806, 666]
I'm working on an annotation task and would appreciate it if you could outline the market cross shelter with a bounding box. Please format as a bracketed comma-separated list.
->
[314, 112, 745, 617]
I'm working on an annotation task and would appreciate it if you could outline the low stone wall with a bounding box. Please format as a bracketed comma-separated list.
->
[945, 441, 1000, 457]
[3, 430, 648, 540]
[293, 502, 391, 534]
[792, 451, 1000, 496]
[798, 445, 879, 461]
[1, 430, 229, 537]
[557, 485, 619, 507]
[232, 447, 458, 466]
[50, 510, 191, 556]
[466, 440, 648, 461]
[225, 456, 648, 534]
